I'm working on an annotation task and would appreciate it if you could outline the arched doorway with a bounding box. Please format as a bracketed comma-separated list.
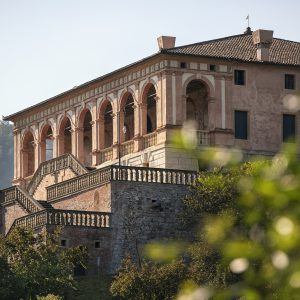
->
[40, 124, 54, 162]
[185, 80, 209, 130]
[58, 117, 72, 156]
[22, 131, 35, 177]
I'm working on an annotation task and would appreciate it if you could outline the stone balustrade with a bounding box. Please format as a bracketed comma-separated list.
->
[8, 209, 111, 234]
[27, 153, 88, 195]
[142, 132, 157, 149]
[99, 147, 113, 163]
[197, 130, 210, 146]
[120, 140, 134, 157]
[46, 165, 197, 201]
[0, 186, 43, 213]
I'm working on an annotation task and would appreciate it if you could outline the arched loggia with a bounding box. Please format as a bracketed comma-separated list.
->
[22, 131, 35, 177]
[120, 93, 135, 142]
[40, 124, 54, 162]
[185, 80, 209, 130]
[103, 102, 113, 148]
[58, 117, 72, 155]
[141, 83, 157, 135]
[77, 109, 93, 166]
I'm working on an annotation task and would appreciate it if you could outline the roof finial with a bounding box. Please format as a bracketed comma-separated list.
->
[244, 14, 252, 34]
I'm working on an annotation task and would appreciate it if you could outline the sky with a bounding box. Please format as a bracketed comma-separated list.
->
[1, 0, 300, 118]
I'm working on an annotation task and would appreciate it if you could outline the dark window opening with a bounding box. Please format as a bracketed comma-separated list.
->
[210, 64, 216, 72]
[285, 74, 295, 90]
[147, 115, 153, 133]
[95, 241, 100, 249]
[180, 62, 186, 68]
[60, 239, 67, 247]
[235, 111, 248, 140]
[234, 70, 245, 85]
[283, 114, 296, 142]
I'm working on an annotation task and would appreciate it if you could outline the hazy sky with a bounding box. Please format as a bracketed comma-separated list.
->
[1, 0, 300, 118]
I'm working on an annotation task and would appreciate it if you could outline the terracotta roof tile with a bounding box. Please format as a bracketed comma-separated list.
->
[163, 33, 300, 66]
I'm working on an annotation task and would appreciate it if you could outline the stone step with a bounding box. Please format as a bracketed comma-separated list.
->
[37, 200, 54, 210]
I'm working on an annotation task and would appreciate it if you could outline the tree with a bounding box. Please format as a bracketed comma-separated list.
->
[111, 124, 300, 299]
[0, 226, 87, 300]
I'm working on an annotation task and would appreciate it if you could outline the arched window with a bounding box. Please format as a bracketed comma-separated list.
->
[40, 125, 53, 162]
[146, 85, 157, 133]
[121, 94, 134, 142]
[186, 80, 209, 130]
[104, 102, 113, 148]
[22, 131, 35, 177]
[58, 117, 72, 156]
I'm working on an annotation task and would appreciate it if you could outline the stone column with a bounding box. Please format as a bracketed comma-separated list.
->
[75, 127, 84, 163]
[56, 134, 64, 157]
[91, 119, 99, 166]
[112, 112, 119, 160]
[98, 116, 105, 150]
[13, 129, 20, 181]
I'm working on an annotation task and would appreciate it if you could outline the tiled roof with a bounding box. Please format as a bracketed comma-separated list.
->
[162, 33, 300, 66]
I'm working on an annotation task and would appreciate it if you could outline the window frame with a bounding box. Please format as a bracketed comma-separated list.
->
[284, 74, 296, 90]
[282, 114, 296, 143]
[234, 110, 248, 140]
[234, 69, 246, 86]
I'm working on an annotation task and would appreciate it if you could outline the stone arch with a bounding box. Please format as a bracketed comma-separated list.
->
[185, 79, 210, 130]
[78, 108, 93, 165]
[99, 99, 113, 149]
[141, 83, 157, 134]
[21, 130, 35, 177]
[182, 74, 215, 99]
[119, 92, 135, 142]
[58, 116, 72, 156]
[40, 123, 54, 162]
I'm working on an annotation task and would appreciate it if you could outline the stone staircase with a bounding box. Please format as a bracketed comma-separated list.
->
[37, 200, 54, 210]
[27, 154, 88, 196]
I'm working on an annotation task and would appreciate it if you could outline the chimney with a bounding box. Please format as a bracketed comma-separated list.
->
[157, 36, 176, 50]
[252, 29, 273, 61]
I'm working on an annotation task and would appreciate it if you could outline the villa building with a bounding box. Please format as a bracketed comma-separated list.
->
[1, 28, 299, 274]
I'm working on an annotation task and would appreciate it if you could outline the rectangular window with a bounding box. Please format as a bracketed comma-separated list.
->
[283, 114, 296, 142]
[60, 239, 67, 247]
[235, 111, 248, 139]
[285, 74, 295, 90]
[234, 70, 245, 85]
[94, 241, 100, 249]
[210, 64, 217, 72]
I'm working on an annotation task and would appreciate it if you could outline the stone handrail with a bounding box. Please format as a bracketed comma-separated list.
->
[197, 130, 210, 146]
[27, 154, 88, 196]
[143, 132, 157, 149]
[47, 165, 197, 201]
[7, 209, 111, 235]
[47, 166, 111, 200]
[0, 186, 44, 213]
[99, 147, 113, 163]
[111, 165, 197, 185]
[120, 140, 134, 157]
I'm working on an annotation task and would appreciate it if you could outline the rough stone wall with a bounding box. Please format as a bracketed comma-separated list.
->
[44, 225, 112, 275]
[33, 168, 77, 200]
[51, 183, 111, 212]
[2, 203, 27, 234]
[109, 181, 190, 273]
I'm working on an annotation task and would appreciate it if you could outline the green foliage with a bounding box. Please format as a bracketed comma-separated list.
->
[36, 294, 63, 300]
[110, 256, 187, 300]
[0, 226, 88, 300]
